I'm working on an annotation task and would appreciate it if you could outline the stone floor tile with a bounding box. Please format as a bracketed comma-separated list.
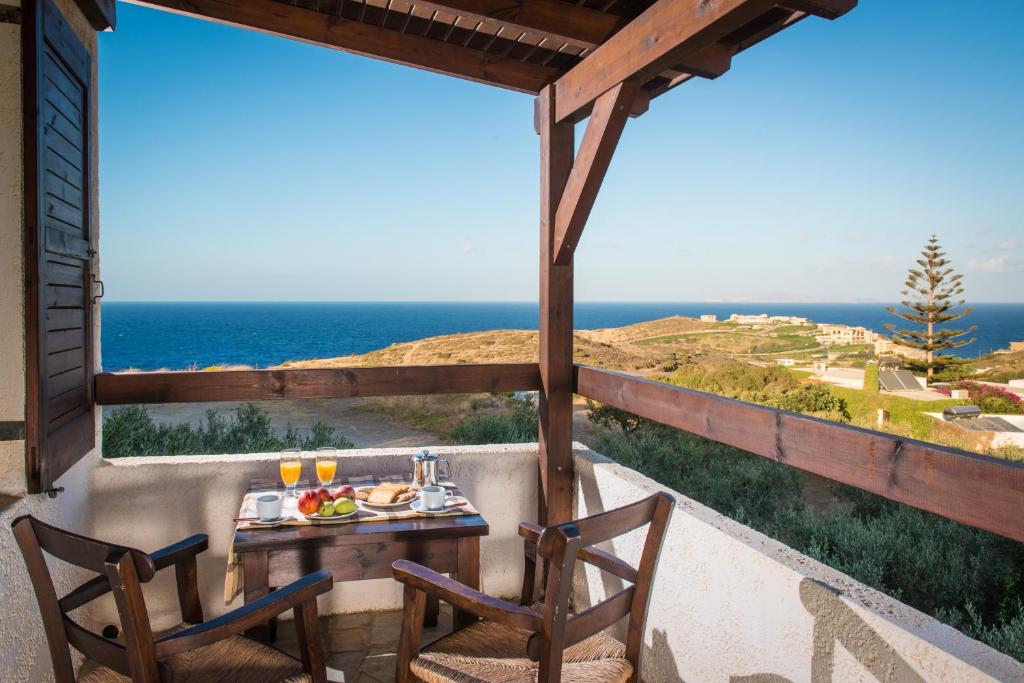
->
[369, 611, 405, 646]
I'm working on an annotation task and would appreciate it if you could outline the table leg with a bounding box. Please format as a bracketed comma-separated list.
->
[241, 551, 275, 642]
[453, 536, 481, 631]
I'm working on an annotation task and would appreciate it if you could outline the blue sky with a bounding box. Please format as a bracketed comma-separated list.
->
[98, 1, 1024, 302]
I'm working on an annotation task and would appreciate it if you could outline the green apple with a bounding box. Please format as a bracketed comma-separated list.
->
[334, 498, 357, 515]
[318, 500, 336, 517]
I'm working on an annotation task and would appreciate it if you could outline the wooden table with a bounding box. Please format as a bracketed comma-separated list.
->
[233, 480, 489, 635]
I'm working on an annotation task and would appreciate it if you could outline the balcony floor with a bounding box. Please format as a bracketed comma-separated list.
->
[275, 606, 455, 683]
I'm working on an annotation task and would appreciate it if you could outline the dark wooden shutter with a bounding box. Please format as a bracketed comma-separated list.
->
[23, 0, 96, 493]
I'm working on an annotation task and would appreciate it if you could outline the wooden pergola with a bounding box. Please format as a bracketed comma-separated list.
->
[68, 0, 1024, 543]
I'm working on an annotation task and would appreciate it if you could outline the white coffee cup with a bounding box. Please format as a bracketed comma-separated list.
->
[420, 485, 453, 511]
[257, 494, 283, 521]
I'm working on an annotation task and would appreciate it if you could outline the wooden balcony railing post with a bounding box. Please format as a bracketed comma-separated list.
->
[537, 85, 576, 525]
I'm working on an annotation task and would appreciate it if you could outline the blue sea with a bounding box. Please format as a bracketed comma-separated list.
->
[100, 302, 1024, 372]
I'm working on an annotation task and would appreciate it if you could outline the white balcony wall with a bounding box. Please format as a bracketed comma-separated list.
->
[572, 447, 1024, 683]
[87, 445, 539, 629]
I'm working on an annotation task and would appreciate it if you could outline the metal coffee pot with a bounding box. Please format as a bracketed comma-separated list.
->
[411, 449, 451, 489]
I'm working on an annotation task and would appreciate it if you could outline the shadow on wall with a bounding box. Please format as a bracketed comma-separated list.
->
[574, 458, 925, 683]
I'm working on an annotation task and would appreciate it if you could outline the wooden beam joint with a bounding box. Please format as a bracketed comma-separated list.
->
[552, 81, 637, 266]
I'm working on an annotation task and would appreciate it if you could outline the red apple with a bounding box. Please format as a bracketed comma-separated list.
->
[298, 490, 320, 515]
[332, 485, 355, 501]
[315, 487, 331, 502]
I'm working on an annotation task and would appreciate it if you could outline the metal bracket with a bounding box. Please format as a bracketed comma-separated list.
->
[45, 487, 65, 499]
[0, 4, 21, 24]
[92, 275, 105, 302]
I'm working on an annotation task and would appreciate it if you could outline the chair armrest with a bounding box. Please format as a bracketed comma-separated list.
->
[518, 521, 543, 545]
[155, 570, 333, 657]
[392, 560, 541, 632]
[152, 534, 208, 570]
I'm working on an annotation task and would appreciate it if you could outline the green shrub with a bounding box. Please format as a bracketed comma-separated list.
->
[864, 363, 880, 393]
[447, 409, 537, 444]
[907, 355, 975, 382]
[764, 384, 850, 422]
[585, 400, 647, 433]
[103, 404, 354, 458]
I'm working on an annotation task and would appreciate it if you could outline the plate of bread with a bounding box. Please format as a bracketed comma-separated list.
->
[354, 483, 418, 508]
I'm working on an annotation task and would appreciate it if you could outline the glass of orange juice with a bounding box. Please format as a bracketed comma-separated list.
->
[280, 448, 302, 497]
[316, 447, 337, 488]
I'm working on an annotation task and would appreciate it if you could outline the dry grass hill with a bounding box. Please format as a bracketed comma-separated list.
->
[276, 316, 744, 372]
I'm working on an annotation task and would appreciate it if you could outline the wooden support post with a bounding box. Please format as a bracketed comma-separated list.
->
[537, 85, 575, 526]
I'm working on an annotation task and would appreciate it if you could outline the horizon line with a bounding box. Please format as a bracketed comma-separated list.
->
[99, 299, 1024, 305]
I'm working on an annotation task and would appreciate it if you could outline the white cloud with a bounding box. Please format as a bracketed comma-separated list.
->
[968, 254, 1013, 272]
[463, 243, 478, 255]
[997, 240, 1017, 250]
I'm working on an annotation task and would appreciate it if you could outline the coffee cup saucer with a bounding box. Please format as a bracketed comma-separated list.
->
[248, 515, 288, 525]
[410, 499, 450, 514]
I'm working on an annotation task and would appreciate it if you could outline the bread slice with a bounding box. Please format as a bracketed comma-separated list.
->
[368, 487, 400, 504]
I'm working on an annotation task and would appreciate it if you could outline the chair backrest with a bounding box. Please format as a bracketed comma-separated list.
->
[11, 515, 162, 682]
[532, 492, 674, 682]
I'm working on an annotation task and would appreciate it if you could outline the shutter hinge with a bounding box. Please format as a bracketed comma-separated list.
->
[45, 487, 65, 499]
[0, 4, 21, 24]
[92, 276, 105, 302]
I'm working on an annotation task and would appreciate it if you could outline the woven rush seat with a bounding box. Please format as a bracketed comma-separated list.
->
[411, 617, 633, 683]
[78, 633, 311, 683]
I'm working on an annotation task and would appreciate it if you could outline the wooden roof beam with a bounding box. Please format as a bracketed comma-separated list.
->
[408, 0, 626, 49]
[74, 0, 116, 30]
[128, 0, 560, 93]
[554, 0, 856, 123]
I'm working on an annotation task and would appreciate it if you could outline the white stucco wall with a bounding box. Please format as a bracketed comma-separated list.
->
[573, 448, 1024, 683]
[87, 445, 539, 630]
[0, 1, 101, 681]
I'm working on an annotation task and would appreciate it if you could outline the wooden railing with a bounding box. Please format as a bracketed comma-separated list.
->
[94, 363, 542, 404]
[94, 361, 1024, 543]
[574, 365, 1024, 543]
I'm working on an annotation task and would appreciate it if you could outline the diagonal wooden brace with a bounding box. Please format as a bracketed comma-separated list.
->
[552, 81, 638, 266]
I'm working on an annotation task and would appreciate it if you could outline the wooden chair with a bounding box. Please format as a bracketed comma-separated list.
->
[392, 492, 674, 683]
[12, 515, 334, 683]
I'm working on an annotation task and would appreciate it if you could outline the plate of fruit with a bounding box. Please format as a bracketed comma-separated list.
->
[297, 486, 359, 521]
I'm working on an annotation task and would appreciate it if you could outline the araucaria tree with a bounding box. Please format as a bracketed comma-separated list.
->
[885, 235, 976, 382]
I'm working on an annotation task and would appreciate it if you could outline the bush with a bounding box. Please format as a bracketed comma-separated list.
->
[764, 384, 851, 422]
[864, 362, 880, 393]
[103, 404, 354, 458]
[934, 381, 1024, 415]
[447, 395, 537, 444]
[907, 355, 975, 382]
[585, 400, 647, 434]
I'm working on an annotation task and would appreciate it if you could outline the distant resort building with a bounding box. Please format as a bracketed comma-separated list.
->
[874, 337, 928, 360]
[727, 313, 810, 325]
[815, 323, 878, 347]
[700, 314, 717, 323]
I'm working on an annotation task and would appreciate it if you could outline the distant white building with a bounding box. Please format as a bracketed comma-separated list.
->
[776, 358, 796, 367]
[874, 338, 927, 360]
[727, 313, 809, 326]
[700, 314, 717, 323]
[729, 313, 770, 325]
[816, 324, 878, 347]
[770, 315, 810, 325]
